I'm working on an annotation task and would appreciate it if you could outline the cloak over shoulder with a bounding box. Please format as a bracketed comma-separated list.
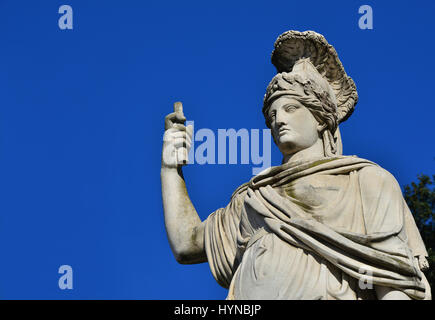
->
[204, 156, 429, 300]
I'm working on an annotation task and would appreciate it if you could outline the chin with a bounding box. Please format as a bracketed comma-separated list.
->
[277, 141, 297, 155]
[278, 139, 314, 156]
[277, 136, 296, 148]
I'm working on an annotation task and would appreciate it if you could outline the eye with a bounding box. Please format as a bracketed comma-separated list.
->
[284, 105, 297, 112]
[268, 110, 276, 121]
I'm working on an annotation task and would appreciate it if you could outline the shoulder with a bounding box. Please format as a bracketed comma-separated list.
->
[230, 182, 249, 200]
[359, 164, 394, 179]
[357, 162, 402, 191]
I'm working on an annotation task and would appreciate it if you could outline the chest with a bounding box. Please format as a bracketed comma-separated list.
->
[280, 174, 348, 208]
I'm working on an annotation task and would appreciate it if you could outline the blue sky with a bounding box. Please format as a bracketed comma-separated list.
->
[0, 0, 434, 299]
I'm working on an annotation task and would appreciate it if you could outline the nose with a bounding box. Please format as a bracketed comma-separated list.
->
[275, 108, 286, 127]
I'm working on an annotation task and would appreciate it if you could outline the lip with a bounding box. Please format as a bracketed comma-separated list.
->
[278, 128, 291, 136]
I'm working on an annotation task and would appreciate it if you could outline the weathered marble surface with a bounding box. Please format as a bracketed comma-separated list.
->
[161, 30, 431, 300]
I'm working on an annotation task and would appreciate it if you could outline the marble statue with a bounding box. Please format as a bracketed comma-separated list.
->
[161, 30, 431, 300]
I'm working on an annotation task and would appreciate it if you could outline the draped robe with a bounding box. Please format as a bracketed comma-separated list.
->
[203, 156, 430, 300]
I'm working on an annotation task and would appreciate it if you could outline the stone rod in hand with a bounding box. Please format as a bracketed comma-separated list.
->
[168, 101, 188, 165]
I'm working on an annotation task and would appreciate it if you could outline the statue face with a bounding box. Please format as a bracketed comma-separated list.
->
[267, 95, 320, 156]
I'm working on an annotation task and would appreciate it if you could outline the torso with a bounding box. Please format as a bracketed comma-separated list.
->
[280, 174, 349, 208]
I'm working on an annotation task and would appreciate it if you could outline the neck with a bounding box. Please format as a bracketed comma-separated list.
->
[282, 138, 325, 165]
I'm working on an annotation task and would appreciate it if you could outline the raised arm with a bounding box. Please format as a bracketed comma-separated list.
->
[161, 102, 207, 264]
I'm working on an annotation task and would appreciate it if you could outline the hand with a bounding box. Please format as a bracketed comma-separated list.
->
[418, 255, 429, 272]
[162, 102, 193, 169]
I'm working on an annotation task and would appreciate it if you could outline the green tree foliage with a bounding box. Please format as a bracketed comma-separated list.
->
[404, 174, 435, 295]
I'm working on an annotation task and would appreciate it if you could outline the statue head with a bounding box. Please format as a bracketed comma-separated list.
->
[263, 59, 339, 157]
[263, 30, 359, 158]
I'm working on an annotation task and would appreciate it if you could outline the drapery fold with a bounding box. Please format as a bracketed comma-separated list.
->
[204, 156, 429, 299]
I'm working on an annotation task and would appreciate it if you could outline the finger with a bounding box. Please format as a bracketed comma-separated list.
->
[164, 127, 178, 136]
[174, 112, 186, 124]
[176, 147, 188, 165]
[164, 126, 187, 140]
[165, 112, 177, 130]
[172, 123, 187, 131]
[173, 135, 191, 145]
[163, 128, 181, 141]
[174, 139, 191, 149]
[164, 126, 187, 136]
[165, 112, 186, 130]
[163, 131, 192, 146]
[172, 132, 191, 144]
[172, 136, 191, 148]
